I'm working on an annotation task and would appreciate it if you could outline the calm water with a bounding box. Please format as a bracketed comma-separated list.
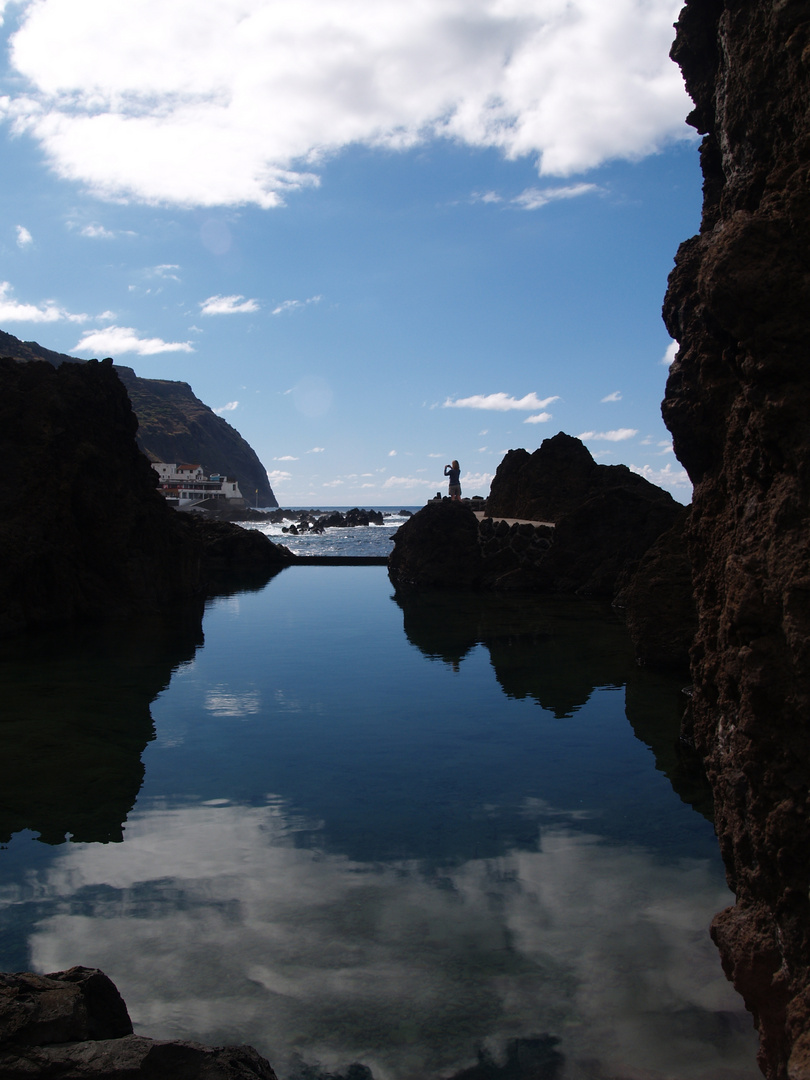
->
[0, 566, 758, 1080]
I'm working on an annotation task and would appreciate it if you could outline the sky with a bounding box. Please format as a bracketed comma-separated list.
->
[0, 0, 699, 507]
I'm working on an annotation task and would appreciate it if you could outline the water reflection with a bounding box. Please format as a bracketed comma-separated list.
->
[393, 588, 713, 822]
[394, 590, 630, 718]
[26, 796, 755, 1080]
[0, 607, 204, 845]
[0, 569, 755, 1078]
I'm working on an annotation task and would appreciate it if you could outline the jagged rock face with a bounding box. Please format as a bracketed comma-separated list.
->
[661, 3, 810, 1077]
[487, 432, 671, 523]
[0, 358, 205, 635]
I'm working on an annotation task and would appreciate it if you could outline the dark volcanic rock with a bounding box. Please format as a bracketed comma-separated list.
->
[0, 357, 291, 636]
[0, 967, 278, 1079]
[0, 357, 204, 635]
[614, 512, 696, 670]
[661, 2, 810, 1076]
[389, 438, 688, 649]
[388, 501, 485, 589]
[537, 484, 685, 600]
[486, 432, 670, 523]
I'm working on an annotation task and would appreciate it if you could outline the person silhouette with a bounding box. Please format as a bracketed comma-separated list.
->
[444, 460, 461, 501]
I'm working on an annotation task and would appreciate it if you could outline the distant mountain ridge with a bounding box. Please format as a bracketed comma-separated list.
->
[0, 329, 277, 507]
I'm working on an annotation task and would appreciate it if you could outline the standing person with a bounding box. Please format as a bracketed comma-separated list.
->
[444, 460, 461, 501]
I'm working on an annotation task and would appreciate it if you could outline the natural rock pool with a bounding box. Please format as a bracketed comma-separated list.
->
[0, 566, 759, 1079]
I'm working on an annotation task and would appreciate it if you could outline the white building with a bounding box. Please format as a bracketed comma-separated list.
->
[153, 462, 245, 509]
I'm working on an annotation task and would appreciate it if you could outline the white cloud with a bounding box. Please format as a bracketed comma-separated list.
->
[388, 450, 397, 457]
[0, 280, 88, 323]
[1, 0, 690, 208]
[274, 455, 299, 462]
[16, 224, 32, 247]
[308, 447, 325, 454]
[382, 475, 429, 489]
[213, 401, 239, 414]
[471, 190, 502, 204]
[524, 411, 553, 424]
[200, 294, 260, 316]
[323, 479, 344, 487]
[629, 461, 691, 494]
[662, 340, 679, 366]
[512, 183, 599, 210]
[272, 296, 322, 316]
[443, 392, 559, 412]
[267, 469, 292, 483]
[150, 264, 181, 282]
[577, 428, 638, 442]
[461, 471, 494, 493]
[71, 325, 194, 356]
[81, 222, 115, 239]
[601, 391, 622, 403]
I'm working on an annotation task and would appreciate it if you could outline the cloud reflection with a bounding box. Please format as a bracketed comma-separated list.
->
[27, 797, 757, 1080]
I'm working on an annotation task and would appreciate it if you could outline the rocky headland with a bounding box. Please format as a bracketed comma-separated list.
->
[388, 432, 695, 669]
[0, 356, 291, 636]
[661, 1, 810, 1076]
[0, 329, 277, 508]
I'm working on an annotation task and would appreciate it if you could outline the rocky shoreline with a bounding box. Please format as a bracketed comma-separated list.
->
[0, 967, 278, 1079]
[388, 433, 695, 670]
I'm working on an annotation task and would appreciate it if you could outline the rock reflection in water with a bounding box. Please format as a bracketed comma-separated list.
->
[0, 606, 204, 846]
[393, 588, 713, 821]
[0, 566, 285, 848]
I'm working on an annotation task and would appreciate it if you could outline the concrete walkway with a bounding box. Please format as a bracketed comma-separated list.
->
[473, 512, 555, 528]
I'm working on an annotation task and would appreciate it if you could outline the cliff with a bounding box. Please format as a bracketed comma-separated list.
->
[661, 3, 810, 1077]
[0, 329, 277, 508]
[115, 366, 277, 508]
[0, 357, 289, 635]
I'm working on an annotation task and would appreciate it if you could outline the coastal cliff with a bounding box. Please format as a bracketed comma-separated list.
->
[115, 366, 277, 508]
[661, 2, 810, 1076]
[0, 329, 277, 508]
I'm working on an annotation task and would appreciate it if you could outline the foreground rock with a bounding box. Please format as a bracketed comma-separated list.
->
[661, 2, 810, 1076]
[389, 435, 693, 667]
[0, 357, 291, 636]
[0, 967, 277, 1079]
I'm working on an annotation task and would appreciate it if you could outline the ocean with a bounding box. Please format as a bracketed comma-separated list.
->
[242, 506, 420, 558]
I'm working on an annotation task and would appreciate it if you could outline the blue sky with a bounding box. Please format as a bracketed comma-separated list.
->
[0, 0, 697, 506]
